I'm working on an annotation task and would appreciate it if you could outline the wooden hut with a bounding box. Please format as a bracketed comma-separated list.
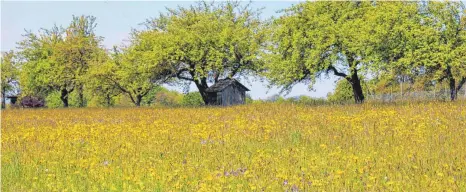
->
[7, 96, 18, 105]
[205, 78, 250, 106]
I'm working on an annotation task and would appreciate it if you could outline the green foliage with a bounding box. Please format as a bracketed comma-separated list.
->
[141, 86, 163, 106]
[275, 96, 286, 104]
[85, 50, 121, 107]
[45, 90, 82, 108]
[251, 99, 265, 104]
[265, 94, 327, 105]
[154, 89, 184, 107]
[141, 86, 184, 107]
[181, 92, 204, 107]
[86, 94, 116, 107]
[245, 93, 253, 104]
[295, 96, 327, 105]
[327, 80, 355, 103]
[45, 91, 63, 108]
[89, 31, 172, 107]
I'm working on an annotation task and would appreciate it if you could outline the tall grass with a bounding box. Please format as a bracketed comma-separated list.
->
[2, 102, 466, 191]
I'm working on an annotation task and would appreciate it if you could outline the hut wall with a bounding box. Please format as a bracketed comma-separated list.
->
[217, 92, 222, 104]
[220, 84, 245, 106]
[207, 92, 219, 105]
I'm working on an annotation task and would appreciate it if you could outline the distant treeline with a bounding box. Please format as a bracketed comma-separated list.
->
[1, 1, 465, 108]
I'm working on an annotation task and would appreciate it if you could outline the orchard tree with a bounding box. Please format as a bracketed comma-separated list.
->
[90, 31, 173, 107]
[410, 2, 466, 101]
[58, 15, 104, 106]
[378, 1, 466, 101]
[18, 15, 103, 107]
[144, 1, 265, 104]
[1, 51, 19, 109]
[85, 49, 121, 107]
[19, 25, 64, 101]
[265, 1, 418, 103]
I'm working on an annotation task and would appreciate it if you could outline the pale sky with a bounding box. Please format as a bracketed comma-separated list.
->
[1, 1, 338, 100]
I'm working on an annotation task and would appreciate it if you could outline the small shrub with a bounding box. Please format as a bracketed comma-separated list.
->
[20, 96, 45, 108]
[45, 91, 63, 108]
[181, 92, 204, 107]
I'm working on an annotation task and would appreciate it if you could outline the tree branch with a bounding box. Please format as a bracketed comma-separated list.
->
[213, 70, 220, 83]
[127, 92, 136, 105]
[327, 65, 347, 78]
[141, 88, 152, 97]
[229, 63, 241, 78]
[457, 77, 466, 91]
[101, 75, 129, 94]
[176, 68, 194, 81]
[229, 45, 248, 77]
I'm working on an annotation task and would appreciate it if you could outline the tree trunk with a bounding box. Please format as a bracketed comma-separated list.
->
[448, 76, 457, 101]
[400, 77, 403, 100]
[456, 77, 465, 100]
[60, 89, 69, 108]
[106, 94, 111, 107]
[347, 70, 365, 104]
[135, 95, 143, 107]
[1, 89, 5, 109]
[446, 66, 458, 101]
[78, 84, 85, 107]
[194, 78, 210, 105]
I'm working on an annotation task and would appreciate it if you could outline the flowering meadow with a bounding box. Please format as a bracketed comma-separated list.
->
[2, 102, 466, 191]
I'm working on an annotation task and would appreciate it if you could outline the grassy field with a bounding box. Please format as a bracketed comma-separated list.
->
[2, 102, 466, 191]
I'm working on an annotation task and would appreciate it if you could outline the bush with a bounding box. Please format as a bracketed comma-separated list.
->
[327, 80, 354, 103]
[141, 86, 163, 106]
[296, 95, 327, 105]
[86, 94, 118, 107]
[155, 89, 183, 107]
[181, 92, 204, 107]
[45, 91, 63, 108]
[245, 93, 254, 104]
[263, 95, 328, 105]
[20, 96, 45, 108]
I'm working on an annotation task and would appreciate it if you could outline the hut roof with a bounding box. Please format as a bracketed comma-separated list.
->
[205, 78, 250, 92]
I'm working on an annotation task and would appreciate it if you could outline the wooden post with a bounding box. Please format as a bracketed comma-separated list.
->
[391, 86, 393, 102]
[400, 77, 403, 101]
[464, 87, 466, 99]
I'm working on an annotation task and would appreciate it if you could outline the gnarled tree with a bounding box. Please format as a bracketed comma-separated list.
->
[265, 1, 418, 103]
[143, 1, 265, 104]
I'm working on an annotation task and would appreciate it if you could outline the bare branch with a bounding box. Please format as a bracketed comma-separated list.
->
[327, 65, 348, 78]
